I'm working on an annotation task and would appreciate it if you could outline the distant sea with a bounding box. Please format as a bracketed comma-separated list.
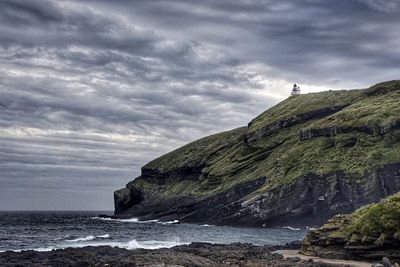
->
[0, 211, 306, 252]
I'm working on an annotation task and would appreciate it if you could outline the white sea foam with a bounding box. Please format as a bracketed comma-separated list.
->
[91, 217, 159, 224]
[282, 226, 301, 231]
[139, 219, 159, 223]
[200, 224, 214, 227]
[91, 217, 113, 221]
[2, 239, 185, 252]
[0, 246, 55, 253]
[97, 234, 110, 238]
[118, 218, 139, 222]
[67, 235, 96, 242]
[158, 220, 179, 225]
[126, 239, 182, 250]
[66, 234, 110, 242]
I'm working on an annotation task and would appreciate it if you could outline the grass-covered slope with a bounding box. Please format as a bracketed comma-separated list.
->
[115, 80, 400, 226]
[301, 192, 400, 260]
[135, 80, 400, 195]
[144, 127, 246, 172]
[247, 89, 362, 132]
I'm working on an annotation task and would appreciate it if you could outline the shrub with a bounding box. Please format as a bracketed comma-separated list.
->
[344, 193, 400, 245]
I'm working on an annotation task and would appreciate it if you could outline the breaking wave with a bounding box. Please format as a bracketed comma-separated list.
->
[66, 234, 110, 243]
[282, 226, 301, 231]
[158, 220, 179, 225]
[1, 239, 184, 253]
[91, 217, 159, 223]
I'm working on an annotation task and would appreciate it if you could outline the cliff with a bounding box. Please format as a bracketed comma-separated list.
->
[114, 80, 400, 226]
[300, 192, 400, 261]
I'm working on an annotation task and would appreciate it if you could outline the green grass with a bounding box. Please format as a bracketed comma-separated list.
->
[131, 80, 400, 200]
[303, 86, 400, 134]
[342, 192, 400, 245]
[144, 127, 246, 172]
[247, 89, 362, 132]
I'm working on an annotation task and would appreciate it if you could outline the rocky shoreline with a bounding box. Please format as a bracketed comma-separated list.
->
[300, 192, 400, 264]
[301, 215, 400, 263]
[0, 242, 351, 267]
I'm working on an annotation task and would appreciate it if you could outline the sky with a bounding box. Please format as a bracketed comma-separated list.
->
[1, 0, 399, 210]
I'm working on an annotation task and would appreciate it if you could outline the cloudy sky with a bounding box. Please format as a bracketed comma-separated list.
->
[1, 0, 399, 210]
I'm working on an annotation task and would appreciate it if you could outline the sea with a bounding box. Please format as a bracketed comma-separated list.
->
[0, 211, 307, 252]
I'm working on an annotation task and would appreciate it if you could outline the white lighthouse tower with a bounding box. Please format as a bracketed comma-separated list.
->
[291, 83, 301, 96]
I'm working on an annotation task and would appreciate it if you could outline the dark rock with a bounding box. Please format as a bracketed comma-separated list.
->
[382, 257, 391, 267]
[285, 240, 303, 249]
[114, 186, 143, 214]
[114, 163, 400, 227]
[299, 120, 400, 141]
[300, 214, 400, 261]
[299, 125, 374, 141]
[0, 243, 348, 267]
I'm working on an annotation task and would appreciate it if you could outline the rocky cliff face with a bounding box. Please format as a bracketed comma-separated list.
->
[114, 80, 400, 226]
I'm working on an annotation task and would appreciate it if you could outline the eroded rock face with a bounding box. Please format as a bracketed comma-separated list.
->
[299, 120, 400, 141]
[235, 163, 400, 226]
[114, 163, 400, 226]
[244, 105, 348, 144]
[299, 125, 374, 141]
[300, 215, 400, 261]
[114, 177, 268, 225]
[114, 187, 143, 214]
[300, 215, 351, 259]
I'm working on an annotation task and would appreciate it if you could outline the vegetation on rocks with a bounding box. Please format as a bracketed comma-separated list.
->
[115, 80, 400, 226]
[301, 192, 400, 261]
[343, 192, 400, 245]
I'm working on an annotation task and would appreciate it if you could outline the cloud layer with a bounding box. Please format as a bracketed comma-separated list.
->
[1, 0, 399, 210]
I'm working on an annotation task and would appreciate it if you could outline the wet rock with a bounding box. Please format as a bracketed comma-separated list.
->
[381, 257, 391, 267]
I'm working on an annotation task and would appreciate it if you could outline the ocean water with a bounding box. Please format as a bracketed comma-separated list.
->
[0, 211, 307, 252]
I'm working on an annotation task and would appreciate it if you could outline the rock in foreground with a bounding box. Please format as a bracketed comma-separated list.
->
[0, 242, 346, 267]
[300, 193, 400, 261]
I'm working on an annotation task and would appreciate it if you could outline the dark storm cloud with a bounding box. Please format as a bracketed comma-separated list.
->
[0, 0, 63, 25]
[106, 0, 400, 84]
[0, 0, 399, 210]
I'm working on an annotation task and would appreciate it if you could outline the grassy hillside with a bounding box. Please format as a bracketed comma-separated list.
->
[144, 127, 246, 172]
[247, 89, 362, 132]
[131, 80, 400, 200]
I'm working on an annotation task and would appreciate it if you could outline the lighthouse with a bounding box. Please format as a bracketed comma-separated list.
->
[291, 83, 301, 96]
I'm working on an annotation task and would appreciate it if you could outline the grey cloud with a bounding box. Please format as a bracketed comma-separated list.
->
[0, 0, 63, 26]
[357, 0, 400, 12]
[0, 0, 399, 210]
[101, 0, 399, 85]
